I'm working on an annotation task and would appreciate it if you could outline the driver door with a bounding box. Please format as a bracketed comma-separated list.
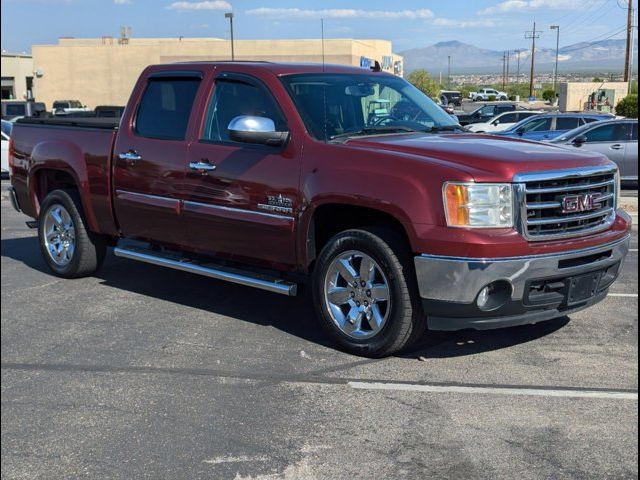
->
[182, 73, 302, 268]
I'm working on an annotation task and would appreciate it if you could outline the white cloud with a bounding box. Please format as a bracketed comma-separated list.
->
[166, 1, 231, 11]
[479, 0, 581, 15]
[245, 8, 434, 20]
[431, 18, 496, 28]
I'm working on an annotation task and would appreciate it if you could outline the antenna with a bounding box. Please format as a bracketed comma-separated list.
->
[321, 18, 325, 71]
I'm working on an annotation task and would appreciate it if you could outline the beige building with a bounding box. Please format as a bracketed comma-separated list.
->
[1, 53, 35, 100]
[558, 81, 629, 113]
[32, 37, 403, 109]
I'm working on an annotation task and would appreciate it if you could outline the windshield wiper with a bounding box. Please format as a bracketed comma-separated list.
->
[426, 125, 464, 133]
[329, 125, 424, 141]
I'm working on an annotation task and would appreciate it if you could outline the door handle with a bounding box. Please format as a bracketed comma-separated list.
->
[118, 151, 142, 166]
[189, 161, 217, 172]
[610, 144, 623, 150]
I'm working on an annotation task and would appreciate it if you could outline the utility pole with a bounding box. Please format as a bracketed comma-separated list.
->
[502, 52, 506, 89]
[624, 0, 634, 82]
[514, 49, 522, 83]
[629, 7, 636, 93]
[447, 55, 451, 89]
[225, 12, 235, 60]
[506, 50, 510, 85]
[525, 23, 541, 98]
[550, 25, 560, 93]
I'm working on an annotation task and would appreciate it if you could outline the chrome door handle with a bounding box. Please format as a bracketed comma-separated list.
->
[610, 144, 623, 150]
[118, 151, 142, 163]
[189, 161, 216, 172]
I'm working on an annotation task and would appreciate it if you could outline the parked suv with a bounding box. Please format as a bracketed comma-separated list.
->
[440, 90, 463, 107]
[470, 88, 509, 101]
[457, 103, 518, 126]
[1, 100, 47, 120]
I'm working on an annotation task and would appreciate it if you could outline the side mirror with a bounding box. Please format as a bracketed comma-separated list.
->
[572, 135, 587, 146]
[228, 116, 289, 146]
[491, 120, 499, 126]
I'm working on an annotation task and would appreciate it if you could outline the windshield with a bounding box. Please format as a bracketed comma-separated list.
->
[281, 73, 458, 141]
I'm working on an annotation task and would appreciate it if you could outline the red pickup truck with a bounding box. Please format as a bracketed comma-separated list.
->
[8, 62, 632, 356]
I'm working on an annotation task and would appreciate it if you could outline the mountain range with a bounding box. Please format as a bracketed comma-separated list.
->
[400, 39, 639, 74]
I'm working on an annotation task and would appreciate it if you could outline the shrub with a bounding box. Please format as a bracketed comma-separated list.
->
[542, 89, 556, 102]
[487, 95, 497, 101]
[615, 95, 638, 118]
[406, 69, 440, 98]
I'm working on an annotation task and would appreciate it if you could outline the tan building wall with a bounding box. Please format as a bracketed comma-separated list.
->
[32, 37, 403, 109]
[1, 54, 35, 100]
[558, 81, 629, 113]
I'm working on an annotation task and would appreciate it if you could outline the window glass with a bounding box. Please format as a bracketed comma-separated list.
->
[5, 104, 25, 116]
[1, 120, 12, 137]
[497, 113, 517, 124]
[522, 117, 552, 132]
[555, 117, 581, 130]
[135, 77, 200, 140]
[584, 123, 628, 142]
[583, 117, 600, 124]
[630, 122, 638, 141]
[479, 105, 495, 116]
[281, 73, 457, 141]
[202, 79, 286, 142]
[52, 101, 68, 110]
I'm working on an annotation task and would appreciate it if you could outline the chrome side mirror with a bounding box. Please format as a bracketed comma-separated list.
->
[227, 115, 289, 146]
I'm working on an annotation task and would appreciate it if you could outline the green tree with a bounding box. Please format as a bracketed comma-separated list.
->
[542, 89, 556, 102]
[615, 95, 638, 118]
[407, 69, 440, 99]
[592, 77, 603, 83]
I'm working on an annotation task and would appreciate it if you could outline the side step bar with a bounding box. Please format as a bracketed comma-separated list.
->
[114, 247, 297, 296]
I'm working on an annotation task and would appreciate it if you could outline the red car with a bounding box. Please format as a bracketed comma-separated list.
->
[8, 62, 632, 356]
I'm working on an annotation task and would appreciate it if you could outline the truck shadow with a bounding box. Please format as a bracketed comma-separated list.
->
[1, 236, 569, 359]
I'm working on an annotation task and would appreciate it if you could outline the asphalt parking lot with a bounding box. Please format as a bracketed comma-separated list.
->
[1, 180, 638, 480]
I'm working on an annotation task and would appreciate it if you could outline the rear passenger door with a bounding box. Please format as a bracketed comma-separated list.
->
[113, 71, 203, 246]
[623, 122, 638, 181]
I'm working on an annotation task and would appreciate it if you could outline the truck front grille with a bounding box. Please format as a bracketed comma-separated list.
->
[515, 167, 618, 241]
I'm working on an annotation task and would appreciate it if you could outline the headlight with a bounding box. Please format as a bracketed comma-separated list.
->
[443, 182, 514, 228]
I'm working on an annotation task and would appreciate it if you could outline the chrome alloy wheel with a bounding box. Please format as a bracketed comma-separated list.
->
[323, 250, 391, 339]
[43, 204, 76, 266]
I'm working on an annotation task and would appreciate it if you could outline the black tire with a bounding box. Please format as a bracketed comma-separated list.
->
[312, 228, 426, 357]
[38, 189, 106, 278]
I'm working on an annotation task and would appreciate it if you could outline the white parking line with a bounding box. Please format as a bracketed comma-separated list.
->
[348, 381, 638, 400]
[629, 249, 638, 252]
[608, 293, 638, 298]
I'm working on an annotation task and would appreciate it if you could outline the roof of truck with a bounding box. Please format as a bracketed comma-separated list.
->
[165, 61, 392, 76]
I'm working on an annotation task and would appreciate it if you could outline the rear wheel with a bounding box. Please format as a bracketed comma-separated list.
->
[38, 189, 106, 278]
[312, 228, 426, 357]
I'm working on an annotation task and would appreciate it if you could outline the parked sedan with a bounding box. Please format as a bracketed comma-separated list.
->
[1, 119, 12, 176]
[466, 110, 543, 133]
[493, 113, 614, 142]
[550, 119, 638, 182]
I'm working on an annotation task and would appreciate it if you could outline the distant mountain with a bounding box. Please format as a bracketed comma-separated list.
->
[400, 39, 638, 74]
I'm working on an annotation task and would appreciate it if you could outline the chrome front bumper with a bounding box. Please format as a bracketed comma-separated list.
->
[414, 235, 631, 330]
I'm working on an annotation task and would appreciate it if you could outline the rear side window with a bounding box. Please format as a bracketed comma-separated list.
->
[497, 113, 518, 123]
[555, 117, 581, 130]
[584, 123, 629, 142]
[523, 117, 552, 132]
[135, 77, 201, 140]
[630, 122, 638, 141]
[5, 104, 25, 116]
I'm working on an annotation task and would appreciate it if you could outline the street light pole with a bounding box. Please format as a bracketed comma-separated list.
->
[550, 25, 560, 93]
[225, 12, 235, 61]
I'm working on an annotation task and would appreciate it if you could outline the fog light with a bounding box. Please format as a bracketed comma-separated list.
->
[476, 281, 512, 312]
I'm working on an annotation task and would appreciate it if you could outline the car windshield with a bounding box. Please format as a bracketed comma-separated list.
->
[281, 73, 458, 141]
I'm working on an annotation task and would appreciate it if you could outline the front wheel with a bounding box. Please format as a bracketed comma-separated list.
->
[38, 189, 106, 278]
[312, 228, 426, 357]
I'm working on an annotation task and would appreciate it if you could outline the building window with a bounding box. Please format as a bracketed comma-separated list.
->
[1, 77, 15, 100]
[26, 77, 34, 100]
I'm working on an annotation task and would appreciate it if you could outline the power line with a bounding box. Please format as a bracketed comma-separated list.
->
[562, 1, 619, 36]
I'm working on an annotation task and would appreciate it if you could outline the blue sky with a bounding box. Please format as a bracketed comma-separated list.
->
[0, 0, 633, 54]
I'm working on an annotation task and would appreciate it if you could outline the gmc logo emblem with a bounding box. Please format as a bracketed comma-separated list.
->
[561, 193, 603, 214]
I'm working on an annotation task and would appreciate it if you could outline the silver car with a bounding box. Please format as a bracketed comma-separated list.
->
[551, 119, 638, 182]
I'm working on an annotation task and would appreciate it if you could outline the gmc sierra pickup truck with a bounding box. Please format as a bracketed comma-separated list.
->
[8, 62, 632, 357]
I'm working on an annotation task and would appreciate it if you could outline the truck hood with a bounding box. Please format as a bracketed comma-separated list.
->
[344, 133, 613, 182]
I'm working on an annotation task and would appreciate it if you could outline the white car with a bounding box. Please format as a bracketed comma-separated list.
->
[470, 88, 509, 102]
[466, 110, 544, 133]
[52, 99, 90, 116]
[1, 119, 12, 175]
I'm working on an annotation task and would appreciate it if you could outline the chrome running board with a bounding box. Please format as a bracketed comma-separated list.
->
[114, 246, 297, 296]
